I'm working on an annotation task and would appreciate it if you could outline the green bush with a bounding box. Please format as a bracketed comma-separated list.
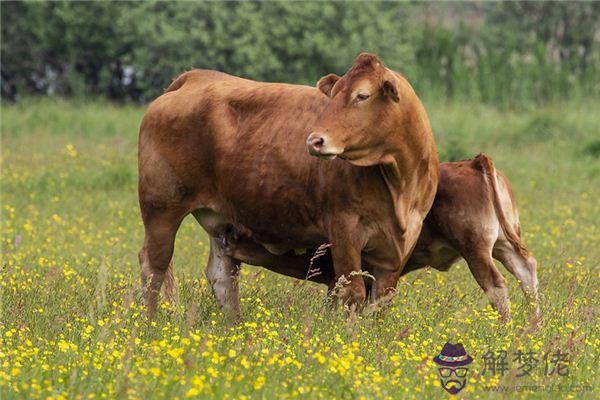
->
[583, 140, 600, 158]
[2, 2, 599, 104]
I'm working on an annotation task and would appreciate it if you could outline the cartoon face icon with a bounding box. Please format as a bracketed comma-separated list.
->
[438, 366, 469, 394]
[433, 343, 473, 395]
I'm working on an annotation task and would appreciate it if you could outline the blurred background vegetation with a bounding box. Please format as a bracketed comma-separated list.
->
[2, 1, 599, 106]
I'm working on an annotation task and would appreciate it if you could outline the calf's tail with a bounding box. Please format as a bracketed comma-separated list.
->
[475, 154, 530, 258]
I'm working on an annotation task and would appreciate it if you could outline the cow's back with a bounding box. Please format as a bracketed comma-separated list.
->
[138, 70, 342, 244]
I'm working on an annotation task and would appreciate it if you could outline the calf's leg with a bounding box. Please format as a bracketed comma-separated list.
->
[493, 242, 539, 316]
[463, 250, 511, 322]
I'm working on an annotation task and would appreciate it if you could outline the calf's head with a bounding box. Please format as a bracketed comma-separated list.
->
[307, 53, 428, 166]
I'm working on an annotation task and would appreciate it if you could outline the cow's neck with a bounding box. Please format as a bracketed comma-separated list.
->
[378, 154, 409, 235]
[375, 154, 423, 270]
[377, 140, 435, 242]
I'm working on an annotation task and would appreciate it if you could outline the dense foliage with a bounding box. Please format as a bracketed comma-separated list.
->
[2, 1, 599, 104]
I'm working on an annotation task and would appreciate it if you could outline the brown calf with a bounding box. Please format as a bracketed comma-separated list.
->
[404, 155, 539, 321]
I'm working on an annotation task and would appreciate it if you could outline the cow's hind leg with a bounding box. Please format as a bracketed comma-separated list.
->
[206, 236, 241, 320]
[493, 242, 539, 317]
[463, 250, 511, 322]
[139, 207, 186, 317]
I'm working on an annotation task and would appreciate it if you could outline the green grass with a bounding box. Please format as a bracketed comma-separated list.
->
[1, 98, 599, 399]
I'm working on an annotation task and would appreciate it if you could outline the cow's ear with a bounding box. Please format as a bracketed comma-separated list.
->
[382, 80, 399, 102]
[317, 73, 340, 97]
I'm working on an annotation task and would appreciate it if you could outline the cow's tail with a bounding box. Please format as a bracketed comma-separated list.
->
[162, 260, 178, 303]
[476, 154, 530, 258]
[164, 71, 190, 93]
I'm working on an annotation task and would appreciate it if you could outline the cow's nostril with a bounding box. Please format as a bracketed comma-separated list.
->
[307, 135, 325, 150]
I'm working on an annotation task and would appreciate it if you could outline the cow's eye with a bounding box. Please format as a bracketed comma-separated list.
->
[356, 93, 370, 102]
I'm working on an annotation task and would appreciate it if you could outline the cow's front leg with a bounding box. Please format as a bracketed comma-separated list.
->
[371, 268, 401, 304]
[329, 228, 366, 310]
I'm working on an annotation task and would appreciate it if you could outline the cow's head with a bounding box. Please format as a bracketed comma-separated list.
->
[307, 53, 425, 166]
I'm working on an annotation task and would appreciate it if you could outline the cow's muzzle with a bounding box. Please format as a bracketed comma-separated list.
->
[306, 132, 343, 160]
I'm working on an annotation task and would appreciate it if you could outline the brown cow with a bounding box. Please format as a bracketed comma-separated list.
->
[138, 53, 439, 317]
[307, 53, 440, 300]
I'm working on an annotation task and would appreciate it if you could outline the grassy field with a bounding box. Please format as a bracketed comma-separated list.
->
[1, 99, 599, 399]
